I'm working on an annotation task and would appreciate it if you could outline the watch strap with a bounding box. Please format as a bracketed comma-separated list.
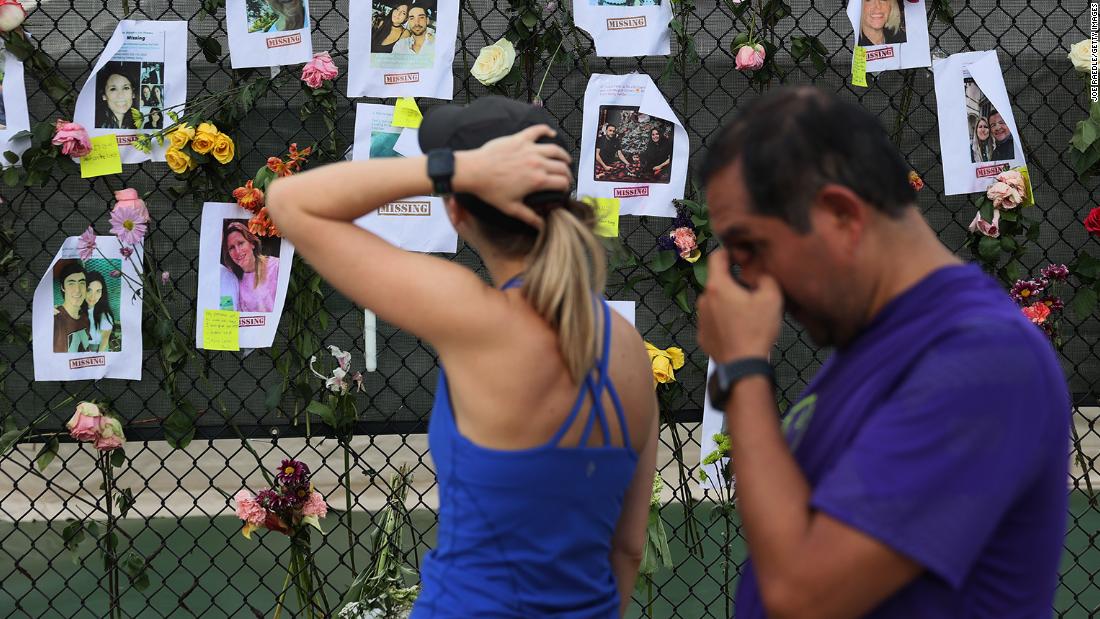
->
[426, 148, 454, 195]
[708, 357, 774, 411]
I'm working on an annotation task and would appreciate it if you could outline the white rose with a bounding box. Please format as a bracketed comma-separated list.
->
[0, 0, 34, 33]
[1069, 39, 1092, 73]
[471, 38, 516, 86]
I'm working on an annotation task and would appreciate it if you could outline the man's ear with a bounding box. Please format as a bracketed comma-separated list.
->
[444, 195, 464, 229]
[813, 183, 867, 252]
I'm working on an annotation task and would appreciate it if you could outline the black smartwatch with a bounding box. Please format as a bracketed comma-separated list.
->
[426, 148, 455, 195]
[707, 357, 775, 411]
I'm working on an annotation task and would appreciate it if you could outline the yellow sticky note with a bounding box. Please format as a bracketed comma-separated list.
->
[851, 46, 868, 88]
[203, 309, 240, 351]
[591, 198, 620, 238]
[392, 97, 423, 128]
[80, 134, 123, 178]
[1017, 165, 1035, 207]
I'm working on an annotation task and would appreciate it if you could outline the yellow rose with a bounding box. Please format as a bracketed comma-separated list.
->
[471, 38, 516, 86]
[191, 131, 216, 155]
[175, 122, 197, 141]
[211, 133, 235, 164]
[167, 128, 190, 150]
[165, 147, 193, 174]
[196, 122, 219, 136]
[1069, 39, 1092, 73]
[645, 342, 685, 387]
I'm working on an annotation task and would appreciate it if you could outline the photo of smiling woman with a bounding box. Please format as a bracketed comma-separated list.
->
[371, 1, 412, 53]
[95, 61, 143, 130]
[221, 220, 281, 313]
[858, 0, 906, 47]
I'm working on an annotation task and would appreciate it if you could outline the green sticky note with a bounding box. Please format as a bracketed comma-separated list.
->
[203, 309, 240, 351]
[851, 46, 868, 88]
[80, 134, 123, 178]
[392, 97, 423, 128]
[591, 198, 620, 238]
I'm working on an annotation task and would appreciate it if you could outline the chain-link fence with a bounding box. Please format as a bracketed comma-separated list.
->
[0, 0, 1097, 617]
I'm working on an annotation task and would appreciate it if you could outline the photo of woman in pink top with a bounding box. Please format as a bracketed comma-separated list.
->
[221, 220, 280, 313]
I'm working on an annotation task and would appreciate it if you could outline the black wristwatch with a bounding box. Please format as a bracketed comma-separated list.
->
[426, 148, 455, 195]
[707, 357, 775, 411]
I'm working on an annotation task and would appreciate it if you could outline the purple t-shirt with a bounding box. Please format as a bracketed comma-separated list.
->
[735, 264, 1069, 618]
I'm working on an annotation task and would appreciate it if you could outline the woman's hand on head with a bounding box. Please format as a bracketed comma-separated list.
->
[453, 124, 573, 230]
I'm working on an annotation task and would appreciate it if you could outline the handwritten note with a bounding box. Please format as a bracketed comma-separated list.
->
[589, 197, 621, 238]
[80, 135, 123, 178]
[851, 47, 868, 88]
[203, 309, 240, 351]
[392, 97, 423, 129]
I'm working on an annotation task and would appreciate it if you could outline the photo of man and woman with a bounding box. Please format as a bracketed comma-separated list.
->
[593, 105, 674, 184]
[370, 0, 437, 68]
[219, 219, 282, 313]
[246, 0, 309, 33]
[858, 0, 906, 47]
[965, 76, 1016, 163]
[591, 0, 660, 5]
[139, 62, 164, 129]
[52, 258, 122, 354]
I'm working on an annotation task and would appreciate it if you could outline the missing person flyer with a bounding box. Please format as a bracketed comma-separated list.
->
[226, 0, 314, 68]
[572, 0, 671, 57]
[74, 20, 187, 164]
[578, 73, 686, 217]
[347, 0, 458, 99]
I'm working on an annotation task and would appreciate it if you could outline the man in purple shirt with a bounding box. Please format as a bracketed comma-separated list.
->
[696, 86, 1070, 618]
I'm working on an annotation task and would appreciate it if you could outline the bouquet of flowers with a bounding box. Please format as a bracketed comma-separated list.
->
[234, 458, 331, 618]
[1010, 263, 1069, 346]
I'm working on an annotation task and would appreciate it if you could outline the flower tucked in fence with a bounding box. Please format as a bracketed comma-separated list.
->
[1085, 206, 1100, 236]
[734, 43, 766, 71]
[645, 342, 685, 387]
[164, 120, 235, 174]
[657, 203, 701, 263]
[51, 119, 92, 157]
[110, 189, 150, 245]
[471, 38, 516, 86]
[66, 401, 126, 452]
[301, 51, 339, 89]
[1010, 264, 1069, 344]
[0, 0, 35, 33]
[908, 170, 924, 192]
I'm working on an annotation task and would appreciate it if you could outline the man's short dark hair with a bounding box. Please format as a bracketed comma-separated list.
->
[57, 262, 85, 286]
[700, 86, 916, 232]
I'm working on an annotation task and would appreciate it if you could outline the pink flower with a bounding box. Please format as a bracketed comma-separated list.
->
[1010, 278, 1046, 302]
[234, 490, 267, 526]
[986, 174, 1025, 210]
[109, 269, 121, 278]
[301, 52, 339, 89]
[1041, 264, 1069, 281]
[735, 43, 766, 71]
[160, 271, 170, 285]
[1022, 302, 1051, 325]
[51, 119, 92, 158]
[967, 210, 1000, 238]
[110, 189, 149, 245]
[66, 401, 104, 442]
[301, 491, 328, 518]
[94, 416, 125, 452]
[78, 226, 97, 261]
[671, 227, 698, 259]
[328, 345, 351, 371]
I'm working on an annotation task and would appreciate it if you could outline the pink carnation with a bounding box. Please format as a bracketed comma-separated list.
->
[78, 226, 97, 261]
[51, 120, 92, 158]
[301, 52, 339, 89]
[967, 210, 1000, 238]
[1022, 302, 1051, 325]
[735, 44, 766, 71]
[671, 227, 698, 259]
[234, 490, 267, 526]
[301, 491, 328, 518]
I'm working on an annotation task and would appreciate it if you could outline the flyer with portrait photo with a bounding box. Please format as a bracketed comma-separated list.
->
[577, 73, 686, 217]
[32, 236, 143, 381]
[0, 42, 30, 159]
[226, 0, 313, 68]
[347, 0, 458, 99]
[351, 103, 456, 253]
[847, 0, 930, 72]
[572, 0, 671, 57]
[196, 202, 295, 349]
[74, 20, 187, 163]
[933, 51, 1026, 195]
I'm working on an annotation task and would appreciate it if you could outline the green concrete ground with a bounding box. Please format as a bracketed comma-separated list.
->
[1, 493, 1097, 618]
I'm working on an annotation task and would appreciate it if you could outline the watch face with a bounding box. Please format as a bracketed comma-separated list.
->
[707, 371, 727, 410]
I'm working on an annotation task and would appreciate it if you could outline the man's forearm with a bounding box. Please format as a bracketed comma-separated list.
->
[725, 375, 812, 590]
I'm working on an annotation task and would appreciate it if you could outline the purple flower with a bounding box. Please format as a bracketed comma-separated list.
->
[275, 458, 309, 486]
[109, 201, 149, 246]
[160, 271, 170, 285]
[119, 247, 133, 258]
[1009, 279, 1046, 303]
[1040, 264, 1069, 281]
[1041, 296, 1065, 312]
[255, 488, 280, 510]
[78, 226, 97, 261]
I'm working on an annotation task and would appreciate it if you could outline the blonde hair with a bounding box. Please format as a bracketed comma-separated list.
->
[885, 0, 901, 34]
[522, 206, 607, 384]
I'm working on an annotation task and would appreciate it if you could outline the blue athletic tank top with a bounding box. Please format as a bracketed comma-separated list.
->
[412, 279, 639, 618]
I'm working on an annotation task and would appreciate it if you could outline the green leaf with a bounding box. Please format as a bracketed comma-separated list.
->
[2, 151, 17, 164]
[650, 251, 678, 273]
[1072, 117, 1100, 152]
[110, 447, 126, 468]
[1005, 260, 1026, 283]
[978, 200, 994, 222]
[1069, 288, 1098, 320]
[673, 288, 691, 314]
[196, 35, 223, 64]
[31, 122, 53, 146]
[0, 428, 23, 456]
[3, 166, 21, 187]
[35, 437, 58, 472]
[116, 488, 134, 518]
[999, 236, 1018, 252]
[692, 259, 708, 287]
[1073, 253, 1100, 280]
[977, 235, 1001, 261]
[306, 400, 337, 427]
[521, 10, 538, 28]
[264, 381, 285, 411]
[62, 520, 85, 551]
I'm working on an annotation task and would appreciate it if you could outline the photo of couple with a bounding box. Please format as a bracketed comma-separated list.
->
[593, 105, 674, 184]
[858, 0, 907, 47]
[370, 0, 437, 68]
[52, 258, 122, 354]
[246, 0, 309, 33]
[219, 219, 281, 313]
[95, 60, 165, 130]
[965, 77, 1016, 163]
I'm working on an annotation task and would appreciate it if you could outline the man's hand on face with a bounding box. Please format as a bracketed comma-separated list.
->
[697, 248, 784, 363]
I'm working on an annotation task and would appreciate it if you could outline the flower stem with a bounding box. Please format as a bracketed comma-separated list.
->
[344, 441, 356, 573]
[534, 37, 565, 102]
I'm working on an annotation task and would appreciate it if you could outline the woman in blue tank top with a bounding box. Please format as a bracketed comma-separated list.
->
[268, 97, 659, 618]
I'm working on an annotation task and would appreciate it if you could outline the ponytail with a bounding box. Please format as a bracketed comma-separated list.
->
[522, 204, 607, 384]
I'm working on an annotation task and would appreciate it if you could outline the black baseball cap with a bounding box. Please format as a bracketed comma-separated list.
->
[418, 96, 571, 207]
